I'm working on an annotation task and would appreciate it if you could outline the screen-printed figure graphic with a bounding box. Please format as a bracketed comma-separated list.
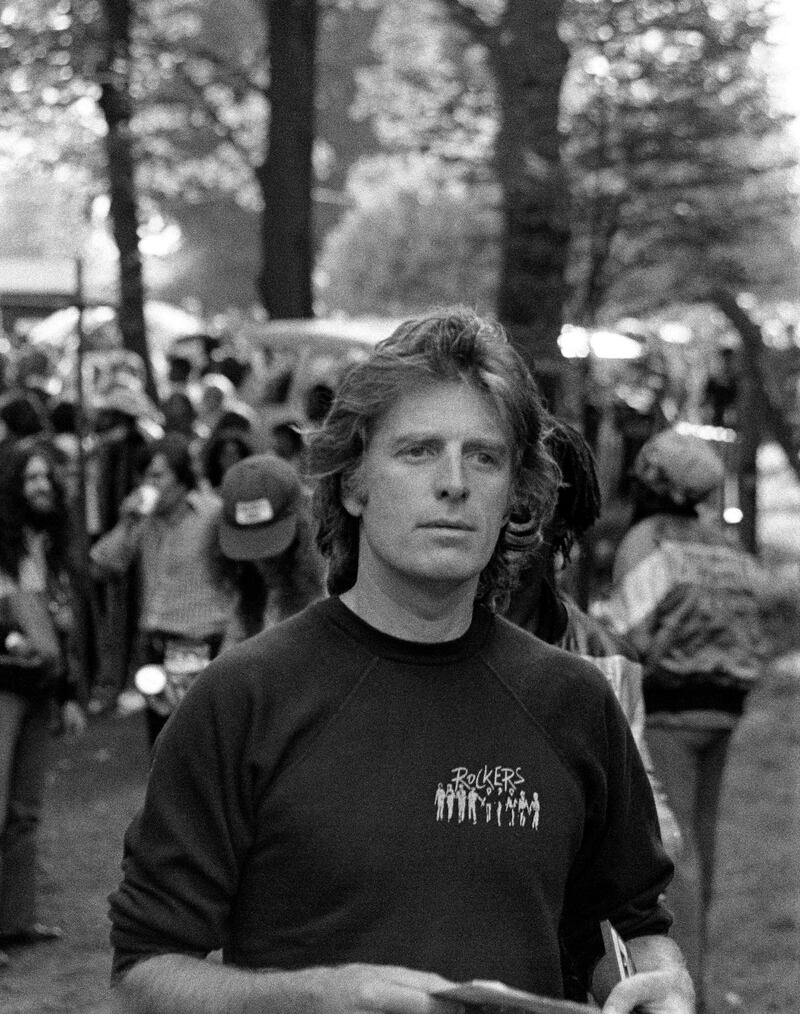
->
[433, 766, 539, 832]
[446, 784, 456, 821]
[435, 783, 446, 821]
[456, 785, 468, 823]
[467, 787, 481, 824]
[518, 791, 528, 827]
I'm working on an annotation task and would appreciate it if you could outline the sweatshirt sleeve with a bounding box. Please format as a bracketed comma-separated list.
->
[558, 685, 674, 977]
[108, 658, 257, 980]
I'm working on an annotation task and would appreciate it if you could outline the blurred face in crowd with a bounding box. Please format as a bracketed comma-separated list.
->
[23, 454, 56, 519]
[218, 439, 248, 478]
[144, 453, 184, 516]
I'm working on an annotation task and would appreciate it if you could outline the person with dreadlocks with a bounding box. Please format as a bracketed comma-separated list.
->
[504, 419, 680, 861]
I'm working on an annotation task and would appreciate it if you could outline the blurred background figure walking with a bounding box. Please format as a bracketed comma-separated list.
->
[606, 428, 768, 1013]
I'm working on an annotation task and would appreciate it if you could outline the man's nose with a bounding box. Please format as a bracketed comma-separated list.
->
[436, 449, 468, 500]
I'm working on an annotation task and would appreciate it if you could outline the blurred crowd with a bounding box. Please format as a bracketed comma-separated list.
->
[0, 314, 796, 1010]
[0, 327, 303, 710]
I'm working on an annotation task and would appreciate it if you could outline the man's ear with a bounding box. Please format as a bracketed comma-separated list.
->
[341, 469, 367, 518]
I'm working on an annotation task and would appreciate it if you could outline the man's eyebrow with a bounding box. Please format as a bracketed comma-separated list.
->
[388, 432, 510, 455]
[464, 437, 511, 455]
[388, 431, 441, 445]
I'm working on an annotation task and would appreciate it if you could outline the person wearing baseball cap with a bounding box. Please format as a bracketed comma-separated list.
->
[218, 454, 325, 646]
[608, 427, 767, 1012]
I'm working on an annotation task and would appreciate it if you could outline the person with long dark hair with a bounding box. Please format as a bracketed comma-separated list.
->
[0, 438, 86, 968]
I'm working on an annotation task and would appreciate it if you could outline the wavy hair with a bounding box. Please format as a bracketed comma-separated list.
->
[0, 437, 72, 582]
[305, 307, 559, 611]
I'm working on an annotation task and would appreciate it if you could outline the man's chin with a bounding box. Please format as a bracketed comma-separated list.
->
[408, 559, 486, 590]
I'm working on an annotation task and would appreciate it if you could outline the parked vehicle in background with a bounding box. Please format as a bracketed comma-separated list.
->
[25, 301, 207, 402]
[237, 317, 403, 446]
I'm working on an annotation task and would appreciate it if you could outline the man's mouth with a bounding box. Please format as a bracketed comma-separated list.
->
[420, 520, 474, 531]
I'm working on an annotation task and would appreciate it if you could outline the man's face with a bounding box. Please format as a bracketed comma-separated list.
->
[23, 454, 55, 518]
[143, 453, 184, 515]
[343, 381, 513, 595]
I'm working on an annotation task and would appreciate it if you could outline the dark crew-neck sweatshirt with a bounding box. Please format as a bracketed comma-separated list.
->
[110, 596, 672, 995]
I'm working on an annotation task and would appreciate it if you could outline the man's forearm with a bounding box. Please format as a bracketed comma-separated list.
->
[591, 934, 694, 1014]
[113, 955, 322, 1014]
[112, 954, 460, 1014]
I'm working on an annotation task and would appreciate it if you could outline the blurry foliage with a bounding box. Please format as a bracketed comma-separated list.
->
[352, 0, 497, 169]
[131, 0, 267, 208]
[318, 0, 501, 315]
[563, 0, 800, 324]
[315, 153, 501, 315]
[323, 0, 799, 323]
[0, 0, 268, 207]
[1, 0, 798, 328]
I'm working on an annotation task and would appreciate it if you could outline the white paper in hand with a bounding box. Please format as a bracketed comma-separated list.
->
[431, 980, 589, 1012]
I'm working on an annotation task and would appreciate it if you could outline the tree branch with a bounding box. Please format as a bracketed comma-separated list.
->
[437, 0, 494, 47]
[140, 35, 265, 97]
[169, 63, 257, 166]
[711, 287, 800, 487]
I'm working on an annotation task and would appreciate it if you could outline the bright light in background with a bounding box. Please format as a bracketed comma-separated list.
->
[659, 322, 692, 344]
[88, 193, 182, 259]
[558, 324, 644, 360]
[770, 0, 800, 133]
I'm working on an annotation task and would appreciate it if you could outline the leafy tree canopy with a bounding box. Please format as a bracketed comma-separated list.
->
[315, 152, 501, 314]
[0, 0, 267, 206]
[326, 0, 799, 321]
[563, 0, 800, 321]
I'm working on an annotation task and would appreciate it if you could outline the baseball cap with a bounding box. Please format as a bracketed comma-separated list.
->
[633, 429, 725, 504]
[219, 453, 302, 560]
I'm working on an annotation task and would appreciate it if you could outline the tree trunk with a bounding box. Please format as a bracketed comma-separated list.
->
[736, 365, 760, 553]
[97, 0, 156, 402]
[574, 193, 622, 327]
[488, 0, 570, 372]
[712, 288, 800, 551]
[255, 0, 316, 318]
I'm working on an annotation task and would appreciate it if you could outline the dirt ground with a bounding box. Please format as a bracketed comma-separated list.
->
[1, 659, 799, 1014]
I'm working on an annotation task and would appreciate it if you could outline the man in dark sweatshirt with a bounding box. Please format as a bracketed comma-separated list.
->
[109, 308, 694, 1014]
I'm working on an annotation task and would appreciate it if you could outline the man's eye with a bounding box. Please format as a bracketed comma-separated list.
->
[398, 444, 432, 460]
[470, 450, 500, 467]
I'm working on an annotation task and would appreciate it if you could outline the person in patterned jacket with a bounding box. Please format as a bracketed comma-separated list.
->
[606, 428, 767, 1014]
